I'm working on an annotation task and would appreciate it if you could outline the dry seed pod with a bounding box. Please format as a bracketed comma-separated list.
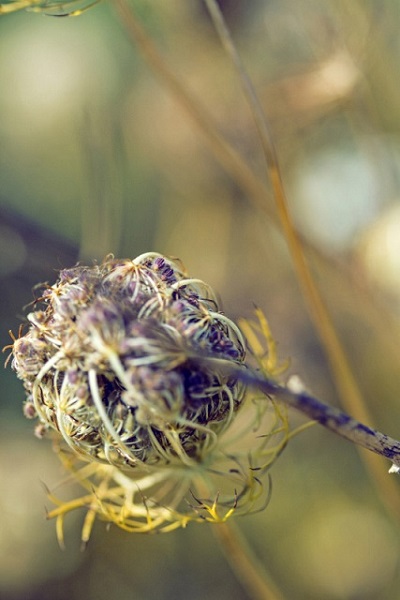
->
[12, 253, 246, 469]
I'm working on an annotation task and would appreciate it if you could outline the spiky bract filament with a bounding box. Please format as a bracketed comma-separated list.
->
[46, 386, 289, 544]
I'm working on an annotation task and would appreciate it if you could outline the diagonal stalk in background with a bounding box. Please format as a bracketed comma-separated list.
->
[203, 0, 400, 518]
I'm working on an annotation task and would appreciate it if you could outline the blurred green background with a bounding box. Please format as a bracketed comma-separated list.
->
[1, 1, 400, 599]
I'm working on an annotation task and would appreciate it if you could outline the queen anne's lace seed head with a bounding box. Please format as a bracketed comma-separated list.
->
[7, 255, 291, 541]
[12, 253, 246, 469]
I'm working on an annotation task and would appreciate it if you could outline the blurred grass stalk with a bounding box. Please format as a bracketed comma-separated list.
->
[201, 0, 400, 519]
[111, 1, 400, 598]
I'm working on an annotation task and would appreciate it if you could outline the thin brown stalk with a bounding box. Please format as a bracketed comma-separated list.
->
[212, 521, 285, 600]
[112, 0, 276, 221]
[203, 0, 400, 518]
[195, 476, 285, 600]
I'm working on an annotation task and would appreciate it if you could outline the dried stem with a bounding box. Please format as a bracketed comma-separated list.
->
[209, 358, 400, 471]
[264, 376, 400, 469]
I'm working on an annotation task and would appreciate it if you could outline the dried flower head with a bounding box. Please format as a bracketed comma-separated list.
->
[13, 253, 246, 466]
[8, 253, 290, 542]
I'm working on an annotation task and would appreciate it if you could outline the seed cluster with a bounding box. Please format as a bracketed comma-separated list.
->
[12, 253, 246, 469]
